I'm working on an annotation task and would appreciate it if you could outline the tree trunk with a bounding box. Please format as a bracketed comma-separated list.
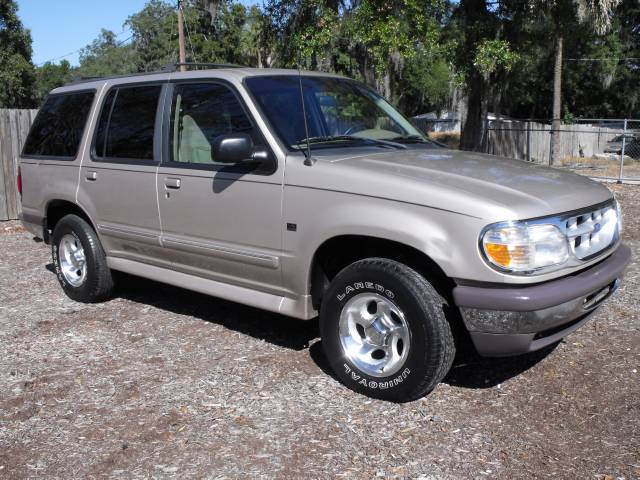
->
[458, 0, 490, 152]
[358, 47, 376, 89]
[460, 72, 486, 151]
[550, 35, 563, 165]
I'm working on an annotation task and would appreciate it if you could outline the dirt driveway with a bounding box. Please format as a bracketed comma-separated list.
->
[1, 185, 638, 479]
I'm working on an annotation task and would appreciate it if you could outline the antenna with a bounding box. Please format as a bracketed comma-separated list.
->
[297, 45, 315, 166]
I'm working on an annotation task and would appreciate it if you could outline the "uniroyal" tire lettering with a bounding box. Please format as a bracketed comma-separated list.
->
[343, 363, 410, 389]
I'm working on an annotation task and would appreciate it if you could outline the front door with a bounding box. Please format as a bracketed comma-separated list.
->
[156, 81, 284, 295]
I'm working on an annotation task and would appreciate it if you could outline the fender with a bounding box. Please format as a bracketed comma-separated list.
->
[280, 186, 485, 301]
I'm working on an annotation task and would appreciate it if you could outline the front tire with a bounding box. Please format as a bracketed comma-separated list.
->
[320, 258, 455, 402]
[51, 214, 114, 303]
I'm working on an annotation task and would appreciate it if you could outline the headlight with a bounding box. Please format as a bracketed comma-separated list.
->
[481, 222, 569, 273]
[615, 198, 623, 235]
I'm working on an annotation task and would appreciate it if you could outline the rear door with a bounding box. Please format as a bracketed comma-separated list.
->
[77, 83, 166, 265]
[156, 80, 285, 295]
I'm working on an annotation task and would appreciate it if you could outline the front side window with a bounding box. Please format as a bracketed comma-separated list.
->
[170, 82, 262, 166]
[245, 75, 430, 151]
[94, 85, 161, 161]
[22, 91, 95, 158]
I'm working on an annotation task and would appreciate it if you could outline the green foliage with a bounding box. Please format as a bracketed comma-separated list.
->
[126, 0, 176, 71]
[473, 39, 519, 77]
[35, 60, 75, 101]
[291, 2, 338, 69]
[0, 0, 36, 107]
[345, 0, 432, 75]
[563, 109, 575, 123]
[405, 54, 452, 114]
[77, 29, 137, 77]
[262, 0, 451, 112]
[3, 0, 636, 119]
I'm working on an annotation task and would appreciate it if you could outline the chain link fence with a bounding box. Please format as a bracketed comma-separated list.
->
[413, 116, 640, 184]
[485, 118, 640, 183]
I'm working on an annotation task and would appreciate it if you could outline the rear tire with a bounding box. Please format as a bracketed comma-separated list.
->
[320, 258, 455, 402]
[51, 214, 114, 303]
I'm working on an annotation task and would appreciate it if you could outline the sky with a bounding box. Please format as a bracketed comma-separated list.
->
[18, 0, 150, 66]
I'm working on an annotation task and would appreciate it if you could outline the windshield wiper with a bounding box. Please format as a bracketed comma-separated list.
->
[294, 135, 406, 149]
[389, 135, 431, 144]
[295, 135, 364, 145]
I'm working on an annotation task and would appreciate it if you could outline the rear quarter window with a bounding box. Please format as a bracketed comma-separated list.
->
[22, 90, 95, 159]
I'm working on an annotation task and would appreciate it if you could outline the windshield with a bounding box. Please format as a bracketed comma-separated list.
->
[245, 75, 430, 150]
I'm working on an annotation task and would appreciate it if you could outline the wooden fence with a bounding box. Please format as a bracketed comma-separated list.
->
[0, 109, 38, 221]
[485, 120, 621, 164]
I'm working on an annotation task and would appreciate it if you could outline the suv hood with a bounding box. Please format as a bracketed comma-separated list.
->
[287, 147, 613, 220]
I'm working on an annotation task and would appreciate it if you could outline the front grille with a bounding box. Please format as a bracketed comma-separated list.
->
[565, 203, 618, 260]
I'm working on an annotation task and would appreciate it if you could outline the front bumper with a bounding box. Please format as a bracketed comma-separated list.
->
[453, 244, 632, 356]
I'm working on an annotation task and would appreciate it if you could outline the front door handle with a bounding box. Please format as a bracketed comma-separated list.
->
[165, 177, 181, 189]
[86, 171, 97, 181]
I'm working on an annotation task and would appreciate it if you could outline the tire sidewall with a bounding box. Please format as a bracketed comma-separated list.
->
[320, 262, 439, 400]
[52, 218, 96, 299]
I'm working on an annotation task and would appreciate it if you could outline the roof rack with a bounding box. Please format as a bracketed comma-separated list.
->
[68, 69, 170, 85]
[161, 62, 246, 72]
[67, 62, 246, 85]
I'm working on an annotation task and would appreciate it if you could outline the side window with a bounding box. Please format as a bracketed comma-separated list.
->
[22, 91, 95, 159]
[94, 85, 162, 161]
[170, 83, 261, 166]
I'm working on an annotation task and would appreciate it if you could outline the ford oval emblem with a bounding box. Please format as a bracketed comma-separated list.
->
[593, 223, 601, 233]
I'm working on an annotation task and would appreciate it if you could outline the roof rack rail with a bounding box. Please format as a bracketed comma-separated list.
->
[67, 69, 170, 85]
[65, 62, 246, 86]
[70, 75, 102, 83]
[161, 62, 246, 72]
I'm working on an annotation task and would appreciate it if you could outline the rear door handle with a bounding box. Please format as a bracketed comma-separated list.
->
[165, 177, 181, 189]
[86, 171, 97, 181]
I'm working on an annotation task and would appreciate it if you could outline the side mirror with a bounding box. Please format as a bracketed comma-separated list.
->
[212, 133, 254, 164]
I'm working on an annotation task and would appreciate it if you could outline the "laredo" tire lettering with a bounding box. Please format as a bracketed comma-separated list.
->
[343, 363, 410, 389]
[337, 281, 395, 301]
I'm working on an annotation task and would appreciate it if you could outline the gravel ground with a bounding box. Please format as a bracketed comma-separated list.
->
[1, 184, 638, 480]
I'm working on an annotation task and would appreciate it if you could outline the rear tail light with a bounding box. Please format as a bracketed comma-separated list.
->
[17, 167, 22, 198]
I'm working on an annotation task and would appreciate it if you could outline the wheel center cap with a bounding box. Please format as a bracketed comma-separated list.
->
[73, 251, 85, 264]
[365, 316, 394, 346]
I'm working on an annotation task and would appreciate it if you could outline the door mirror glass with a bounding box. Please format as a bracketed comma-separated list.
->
[212, 133, 254, 164]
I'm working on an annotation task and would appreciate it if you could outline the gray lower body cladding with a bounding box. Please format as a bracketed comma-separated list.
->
[453, 244, 632, 356]
[20, 212, 47, 241]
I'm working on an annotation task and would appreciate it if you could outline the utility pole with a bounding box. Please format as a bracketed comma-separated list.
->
[177, 0, 186, 71]
[550, 35, 563, 165]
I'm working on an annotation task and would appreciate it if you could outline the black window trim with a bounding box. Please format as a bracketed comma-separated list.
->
[160, 78, 277, 176]
[21, 88, 97, 161]
[90, 81, 166, 166]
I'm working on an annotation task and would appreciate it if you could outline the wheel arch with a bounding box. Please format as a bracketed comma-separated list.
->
[45, 199, 97, 243]
[309, 234, 454, 310]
